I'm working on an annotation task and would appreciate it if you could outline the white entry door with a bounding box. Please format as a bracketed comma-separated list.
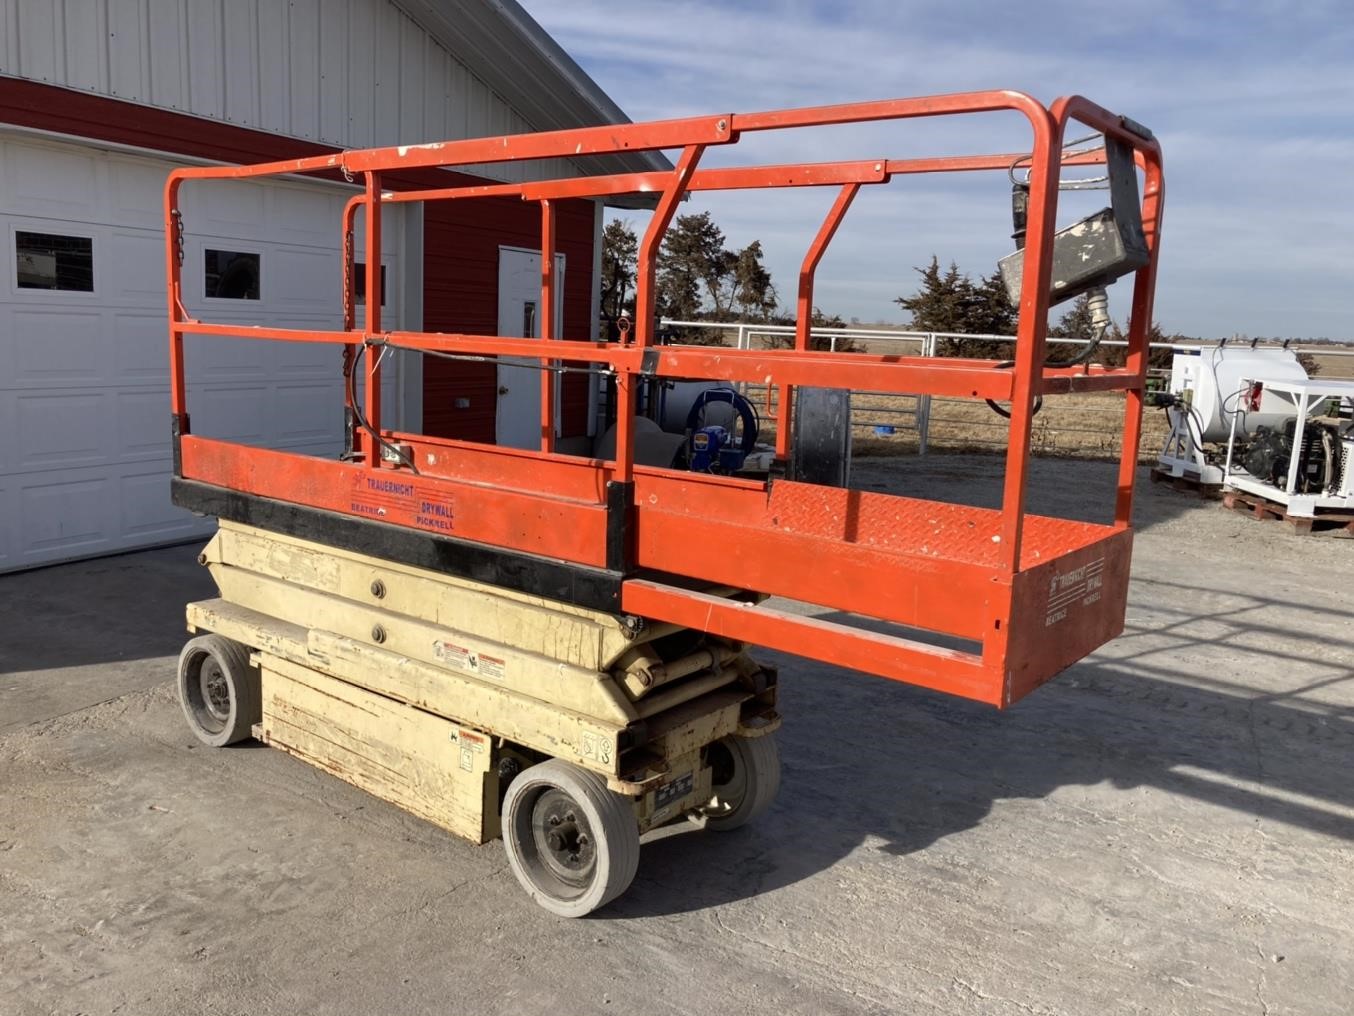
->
[496, 246, 564, 450]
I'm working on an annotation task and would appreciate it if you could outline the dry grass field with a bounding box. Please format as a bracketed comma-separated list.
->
[739, 346, 1353, 462]
[1304, 351, 1354, 378]
[748, 387, 1172, 460]
[857, 391, 1170, 459]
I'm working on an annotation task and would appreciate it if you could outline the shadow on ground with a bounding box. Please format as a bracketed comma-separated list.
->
[614, 577, 1354, 918]
[0, 542, 213, 675]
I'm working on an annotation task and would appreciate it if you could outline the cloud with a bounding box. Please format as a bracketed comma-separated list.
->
[526, 0, 1354, 338]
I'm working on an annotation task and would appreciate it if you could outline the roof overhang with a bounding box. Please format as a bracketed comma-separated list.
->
[392, 0, 674, 204]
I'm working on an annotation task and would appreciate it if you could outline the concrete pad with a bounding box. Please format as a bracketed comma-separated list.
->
[0, 544, 215, 733]
[1, 461, 1351, 1015]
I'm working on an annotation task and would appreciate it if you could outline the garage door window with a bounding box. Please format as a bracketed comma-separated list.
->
[16, 231, 94, 291]
[353, 262, 387, 306]
[205, 248, 260, 300]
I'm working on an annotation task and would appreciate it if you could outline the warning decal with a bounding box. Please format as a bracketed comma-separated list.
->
[434, 640, 507, 680]
[449, 728, 486, 772]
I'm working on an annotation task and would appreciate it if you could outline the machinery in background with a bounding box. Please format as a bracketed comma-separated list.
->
[1221, 377, 1354, 519]
[1154, 346, 1308, 487]
[670, 383, 851, 482]
[595, 381, 773, 474]
[685, 387, 760, 473]
[1154, 345, 1354, 521]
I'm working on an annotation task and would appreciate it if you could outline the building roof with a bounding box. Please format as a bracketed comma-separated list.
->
[393, 0, 674, 182]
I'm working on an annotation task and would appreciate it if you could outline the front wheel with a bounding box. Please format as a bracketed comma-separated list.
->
[501, 759, 640, 917]
[176, 634, 260, 747]
[703, 733, 781, 831]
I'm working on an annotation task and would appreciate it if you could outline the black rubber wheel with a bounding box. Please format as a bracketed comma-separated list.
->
[703, 733, 781, 831]
[501, 759, 640, 917]
[176, 634, 260, 747]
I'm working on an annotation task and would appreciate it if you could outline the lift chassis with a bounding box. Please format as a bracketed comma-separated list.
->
[180, 521, 779, 915]
[166, 89, 1164, 915]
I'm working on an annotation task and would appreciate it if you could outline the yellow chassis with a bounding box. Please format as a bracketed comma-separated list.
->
[185, 521, 780, 844]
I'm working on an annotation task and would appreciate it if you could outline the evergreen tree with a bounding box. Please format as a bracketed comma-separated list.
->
[730, 240, 778, 321]
[1044, 293, 1098, 365]
[657, 212, 728, 332]
[599, 219, 638, 327]
[895, 257, 1014, 358]
[968, 269, 1019, 336]
[764, 307, 857, 352]
[895, 258, 964, 332]
[652, 212, 783, 344]
[898, 259, 1182, 368]
[1296, 352, 1321, 376]
[1048, 292, 1095, 339]
[1083, 319, 1174, 369]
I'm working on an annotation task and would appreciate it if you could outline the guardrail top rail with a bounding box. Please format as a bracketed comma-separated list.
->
[165, 89, 1165, 708]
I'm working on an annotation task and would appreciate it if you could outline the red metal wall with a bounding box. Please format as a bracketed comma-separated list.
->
[0, 78, 363, 176]
[421, 197, 596, 443]
[0, 79, 597, 445]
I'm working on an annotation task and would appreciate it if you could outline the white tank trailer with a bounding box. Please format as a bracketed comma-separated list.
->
[1156, 347, 1307, 485]
[1157, 346, 1354, 519]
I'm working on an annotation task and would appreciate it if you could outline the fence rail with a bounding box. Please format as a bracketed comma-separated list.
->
[659, 319, 1354, 458]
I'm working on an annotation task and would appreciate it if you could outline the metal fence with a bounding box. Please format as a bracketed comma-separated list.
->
[659, 319, 1354, 457]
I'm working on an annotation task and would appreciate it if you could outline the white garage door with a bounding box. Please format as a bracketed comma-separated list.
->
[0, 133, 405, 573]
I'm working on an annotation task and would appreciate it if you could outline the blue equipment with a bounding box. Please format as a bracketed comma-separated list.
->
[685, 388, 759, 473]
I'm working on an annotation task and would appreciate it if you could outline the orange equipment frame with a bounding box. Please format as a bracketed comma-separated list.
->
[164, 90, 1164, 709]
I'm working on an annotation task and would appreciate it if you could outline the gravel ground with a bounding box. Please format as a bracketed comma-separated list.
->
[2, 457, 1351, 1015]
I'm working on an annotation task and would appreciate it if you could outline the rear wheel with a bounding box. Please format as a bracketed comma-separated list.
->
[704, 733, 780, 830]
[176, 634, 260, 747]
[501, 759, 639, 917]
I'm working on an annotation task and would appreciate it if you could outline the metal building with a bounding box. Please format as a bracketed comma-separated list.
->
[0, 0, 663, 572]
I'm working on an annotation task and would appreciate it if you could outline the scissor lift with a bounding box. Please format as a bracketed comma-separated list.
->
[166, 90, 1164, 915]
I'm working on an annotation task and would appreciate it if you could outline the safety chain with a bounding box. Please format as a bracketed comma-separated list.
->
[341, 229, 353, 325]
[171, 209, 185, 266]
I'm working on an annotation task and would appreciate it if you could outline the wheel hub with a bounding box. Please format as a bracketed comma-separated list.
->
[706, 740, 748, 816]
[200, 659, 232, 721]
[531, 789, 595, 887]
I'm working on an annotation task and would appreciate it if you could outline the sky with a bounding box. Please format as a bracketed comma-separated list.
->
[523, 0, 1354, 340]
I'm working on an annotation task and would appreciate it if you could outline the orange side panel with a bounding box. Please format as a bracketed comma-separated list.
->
[397, 434, 614, 501]
[1002, 529, 1133, 704]
[634, 508, 997, 641]
[179, 437, 611, 568]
